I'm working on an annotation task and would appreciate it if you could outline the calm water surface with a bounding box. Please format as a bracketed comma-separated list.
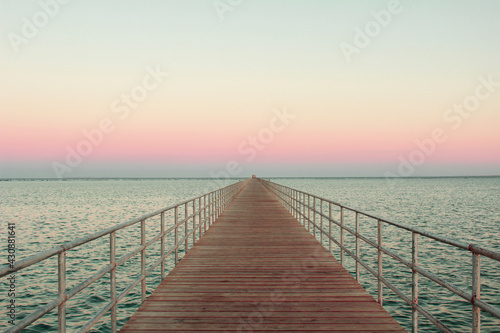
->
[1, 177, 499, 332]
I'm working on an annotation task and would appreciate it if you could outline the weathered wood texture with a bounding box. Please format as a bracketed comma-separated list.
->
[120, 179, 406, 332]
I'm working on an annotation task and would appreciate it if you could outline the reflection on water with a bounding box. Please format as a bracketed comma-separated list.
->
[1, 177, 499, 332]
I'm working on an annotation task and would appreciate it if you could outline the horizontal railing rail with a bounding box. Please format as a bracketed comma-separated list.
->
[259, 178, 500, 333]
[1, 179, 249, 333]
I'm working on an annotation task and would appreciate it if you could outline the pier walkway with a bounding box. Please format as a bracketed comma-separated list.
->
[120, 179, 406, 332]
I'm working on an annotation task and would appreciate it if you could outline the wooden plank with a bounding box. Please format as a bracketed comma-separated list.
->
[120, 179, 406, 332]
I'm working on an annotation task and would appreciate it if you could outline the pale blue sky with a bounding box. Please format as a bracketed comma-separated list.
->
[1, 0, 499, 178]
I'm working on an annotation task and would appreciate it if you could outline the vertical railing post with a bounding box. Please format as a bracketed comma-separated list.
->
[203, 196, 207, 232]
[214, 191, 217, 221]
[302, 193, 305, 226]
[219, 189, 223, 216]
[208, 192, 212, 226]
[307, 195, 311, 232]
[377, 219, 383, 305]
[412, 231, 419, 333]
[193, 199, 196, 243]
[141, 219, 146, 302]
[340, 207, 344, 266]
[110, 232, 117, 333]
[320, 199, 323, 245]
[198, 197, 202, 238]
[295, 191, 298, 221]
[285, 187, 289, 211]
[288, 188, 292, 212]
[185, 203, 189, 252]
[472, 252, 481, 333]
[58, 251, 66, 333]
[299, 192, 302, 224]
[213, 191, 217, 222]
[355, 212, 360, 281]
[160, 212, 165, 280]
[222, 187, 225, 208]
[298, 192, 302, 225]
[328, 202, 332, 253]
[293, 190, 297, 218]
[286, 187, 288, 208]
[216, 190, 220, 219]
[219, 189, 222, 216]
[203, 194, 210, 231]
[313, 197, 316, 239]
[174, 206, 178, 265]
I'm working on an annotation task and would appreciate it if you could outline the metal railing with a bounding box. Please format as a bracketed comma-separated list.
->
[0, 179, 249, 333]
[260, 179, 500, 333]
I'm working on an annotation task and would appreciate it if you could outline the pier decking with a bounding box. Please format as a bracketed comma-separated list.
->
[120, 179, 406, 332]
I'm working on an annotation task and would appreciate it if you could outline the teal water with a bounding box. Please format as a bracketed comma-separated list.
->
[1, 177, 499, 332]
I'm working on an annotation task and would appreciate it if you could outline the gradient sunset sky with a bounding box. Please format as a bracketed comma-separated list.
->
[1, 0, 499, 178]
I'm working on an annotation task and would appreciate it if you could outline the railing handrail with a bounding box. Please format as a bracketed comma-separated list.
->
[0, 183, 242, 277]
[3, 179, 249, 333]
[259, 178, 500, 333]
[260, 180, 500, 261]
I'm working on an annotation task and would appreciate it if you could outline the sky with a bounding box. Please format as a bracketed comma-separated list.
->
[1, 0, 499, 178]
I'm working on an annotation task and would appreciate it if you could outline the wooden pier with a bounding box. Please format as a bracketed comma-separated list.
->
[120, 179, 406, 332]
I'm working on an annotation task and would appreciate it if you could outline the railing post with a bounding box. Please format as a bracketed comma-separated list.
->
[355, 212, 360, 282]
[302, 192, 305, 226]
[185, 203, 189, 252]
[298, 191, 300, 220]
[216, 190, 220, 219]
[293, 190, 297, 218]
[295, 190, 298, 219]
[174, 206, 178, 265]
[208, 192, 212, 226]
[307, 195, 311, 232]
[193, 199, 196, 244]
[412, 231, 419, 333]
[377, 219, 383, 305]
[329, 202, 332, 253]
[198, 197, 202, 238]
[222, 187, 226, 209]
[320, 199, 323, 244]
[160, 212, 165, 280]
[213, 191, 216, 221]
[288, 188, 291, 212]
[313, 197, 316, 239]
[110, 232, 117, 333]
[340, 207, 344, 266]
[141, 219, 146, 302]
[58, 251, 66, 333]
[213, 191, 216, 222]
[203, 196, 207, 232]
[285, 187, 288, 211]
[472, 252, 481, 333]
[299, 192, 302, 224]
[219, 189, 222, 216]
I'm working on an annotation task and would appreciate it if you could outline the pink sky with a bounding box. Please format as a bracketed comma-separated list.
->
[1, 1, 499, 177]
